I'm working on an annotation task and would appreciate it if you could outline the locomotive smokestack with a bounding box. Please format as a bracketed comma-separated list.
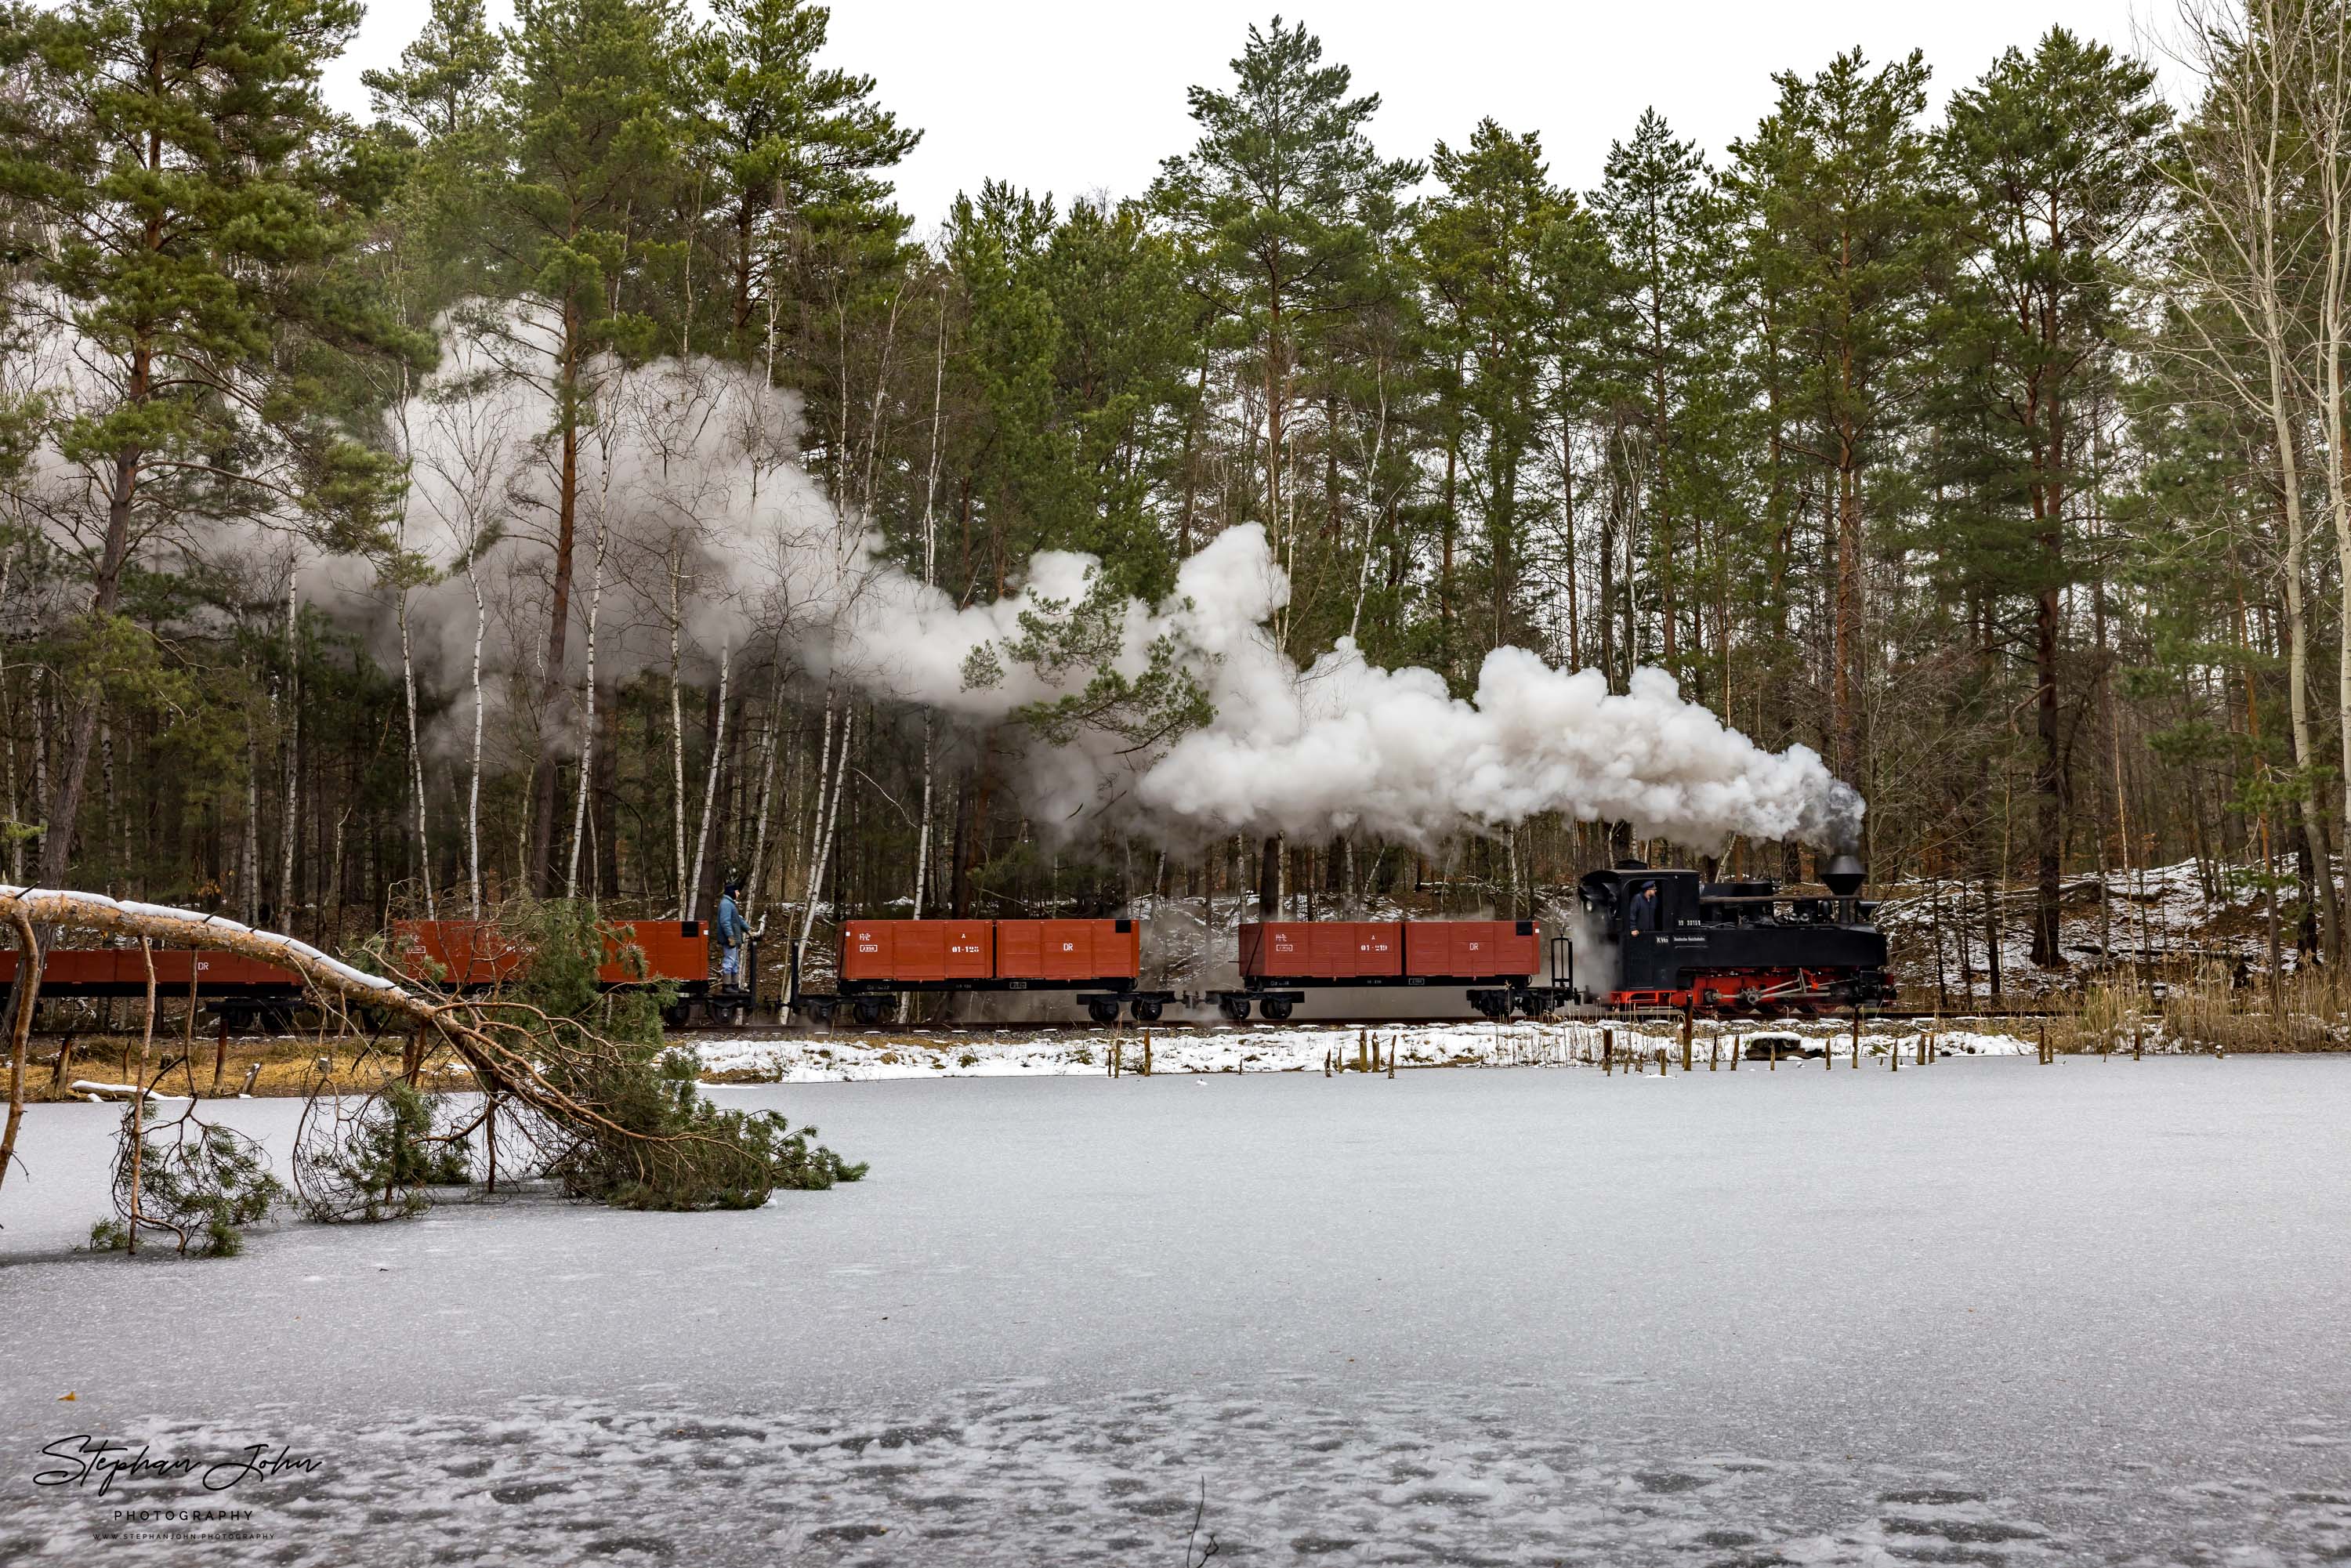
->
[1823, 855, 1865, 898]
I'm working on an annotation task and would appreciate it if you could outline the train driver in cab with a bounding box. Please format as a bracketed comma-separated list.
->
[1627, 880, 1659, 935]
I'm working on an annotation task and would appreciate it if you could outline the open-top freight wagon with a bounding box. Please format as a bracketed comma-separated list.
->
[0, 947, 309, 1032]
[1212, 918, 1574, 1020]
[390, 918, 754, 1024]
[2, 918, 755, 1035]
[797, 917, 1169, 1027]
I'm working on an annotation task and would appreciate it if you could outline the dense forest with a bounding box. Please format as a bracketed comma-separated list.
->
[2, 0, 2346, 991]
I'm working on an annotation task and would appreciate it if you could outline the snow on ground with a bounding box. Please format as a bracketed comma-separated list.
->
[694, 1018, 2036, 1082]
[1875, 858, 2280, 1001]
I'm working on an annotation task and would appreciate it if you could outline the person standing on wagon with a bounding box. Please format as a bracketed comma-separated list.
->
[715, 881, 748, 993]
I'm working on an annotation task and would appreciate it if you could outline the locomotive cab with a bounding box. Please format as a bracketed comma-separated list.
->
[1577, 858, 1892, 1015]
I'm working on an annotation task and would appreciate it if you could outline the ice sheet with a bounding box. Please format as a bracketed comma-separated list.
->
[2, 1058, 2346, 1563]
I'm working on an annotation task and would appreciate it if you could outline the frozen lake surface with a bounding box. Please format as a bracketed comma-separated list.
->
[2, 1056, 2348, 1563]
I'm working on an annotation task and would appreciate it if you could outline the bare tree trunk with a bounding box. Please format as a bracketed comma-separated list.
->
[465, 557, 487, 919]
[685, 643, 730, 921]
[564, 509, 610, 900]
[129, 937, 154, 1254]
[278, 566, 299, 922]
[397, 569, 434, 919]
[801, 693, 838, 902]
[668, 544, 689, 907]
[0, 907, 40, 1197]
[792, 707, 856, 1002]
[744, 671, 784, 925]
[913, 284, 946, 918]
[527, 306, 586, 896]
[241, 724, 260, 926]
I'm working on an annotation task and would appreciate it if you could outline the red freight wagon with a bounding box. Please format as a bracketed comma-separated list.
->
[393, 920, 525, 986]
[839, 919, 994, 983]
[1403, 920, 1541, 980]
[1211, 918, 1563, 1022]
[610, 920, 712, 987]
[802, 916, 1165, 1027]
[994, 918, 1140, 983]
[395, 912, 710, 987]
[1, 945, 313, 1035]
[0, 947, 300, 994]
[1239, 921, 1403, 980]
[391, 918, 717, 990]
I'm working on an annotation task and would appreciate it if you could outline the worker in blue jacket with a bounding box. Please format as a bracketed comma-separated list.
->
[715, 881, 748, 993]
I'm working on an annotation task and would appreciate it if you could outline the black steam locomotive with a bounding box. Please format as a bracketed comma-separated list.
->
[1575, 855, 1892, 1014]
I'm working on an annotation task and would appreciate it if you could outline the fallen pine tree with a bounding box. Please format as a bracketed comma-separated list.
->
[1, 887, 862, 1248]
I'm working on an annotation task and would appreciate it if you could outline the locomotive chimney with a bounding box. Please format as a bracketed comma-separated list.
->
[1824, 853, 1864, 923]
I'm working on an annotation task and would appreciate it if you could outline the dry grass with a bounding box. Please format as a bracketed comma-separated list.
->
[2035, 965, 2346, 1054]
[26, 1035, 440, 1100]
[2157, 964, 2342, 1053]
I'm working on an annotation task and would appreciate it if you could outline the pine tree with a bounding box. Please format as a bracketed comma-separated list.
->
[1934, 28, 2174, 965]
[1726, 49, 1945, 796]
[1418, 119, 1569, 658]
[0, 0, 416, 888]
[1150, 16, 1418, 913]
[470, 0, 689, 895]
[1592, 109, 1724, 693]
[698, 0, 918, 353]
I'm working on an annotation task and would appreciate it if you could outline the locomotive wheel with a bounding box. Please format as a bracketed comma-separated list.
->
[1130, 998, 1163, 1023]
[1218, 995, 1254, 1022]
[852, 996, 886, 1027]
[1259, 998, 1294, 1022]
[1087, 998, 1121, 1024]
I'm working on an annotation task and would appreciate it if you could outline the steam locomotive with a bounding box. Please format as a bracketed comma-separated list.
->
[1573, 854, 1893, 1012]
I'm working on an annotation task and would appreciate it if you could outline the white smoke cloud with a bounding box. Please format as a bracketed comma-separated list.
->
[1132, 630, 1860, 854]
[12, 293, 1862, 858]
[329, 318, 1869, 856]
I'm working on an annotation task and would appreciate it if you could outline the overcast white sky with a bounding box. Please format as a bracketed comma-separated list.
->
[328, 0, 2168, 235]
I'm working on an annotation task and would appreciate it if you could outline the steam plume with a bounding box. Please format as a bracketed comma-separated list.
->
[232, 318, 1867, 856]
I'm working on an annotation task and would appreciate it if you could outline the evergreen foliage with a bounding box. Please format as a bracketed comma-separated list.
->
[93, 1102, 286, 1258]
[498, 900, 866, 1209]
[4, 2, 2350, 987]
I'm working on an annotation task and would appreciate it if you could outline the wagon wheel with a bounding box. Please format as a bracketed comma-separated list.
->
[1217, 995, 1253, 1022]
[852, 996, 887, 1027]
[1259, 998, 1293, 1022]
[1129, 998, 1163, 1023]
